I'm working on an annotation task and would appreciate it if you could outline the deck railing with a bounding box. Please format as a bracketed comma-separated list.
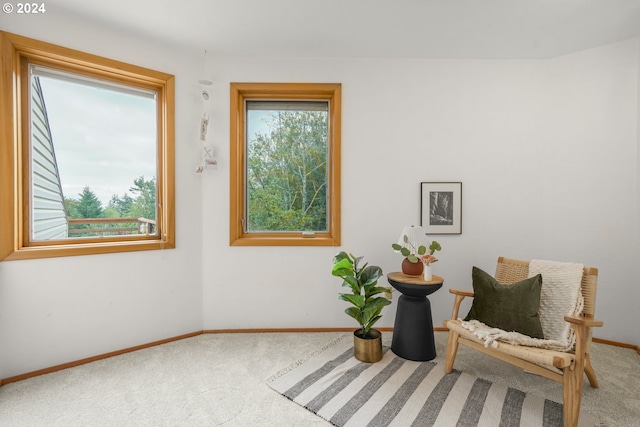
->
[67, 217, 156, 236]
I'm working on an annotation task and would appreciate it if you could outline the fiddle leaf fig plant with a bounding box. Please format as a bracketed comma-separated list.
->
[331, 251, 391, 338]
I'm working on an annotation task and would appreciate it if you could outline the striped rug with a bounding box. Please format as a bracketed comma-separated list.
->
[268, 335, 599, 427]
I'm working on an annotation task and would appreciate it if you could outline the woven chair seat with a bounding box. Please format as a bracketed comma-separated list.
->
[446, 319, 575, 369]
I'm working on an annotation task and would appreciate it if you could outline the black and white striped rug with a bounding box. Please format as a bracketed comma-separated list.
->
[268, 335, 598, 427]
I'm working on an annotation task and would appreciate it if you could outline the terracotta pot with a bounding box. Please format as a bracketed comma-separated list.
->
[353, 329, 382, 363]
[401, 257, 424, 276]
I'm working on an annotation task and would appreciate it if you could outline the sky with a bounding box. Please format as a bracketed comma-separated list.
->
[37, 74, 157, 206]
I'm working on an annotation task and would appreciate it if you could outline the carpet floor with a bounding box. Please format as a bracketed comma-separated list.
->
[0, 332, 638, 426]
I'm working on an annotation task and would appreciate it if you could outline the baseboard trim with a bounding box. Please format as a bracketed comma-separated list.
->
[1, 328, 637, 386]
[202, 327, 395, 334]
[0, 331, 203, 387]
[593, 337, 640, 355]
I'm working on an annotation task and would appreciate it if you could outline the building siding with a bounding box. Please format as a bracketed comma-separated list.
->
[30, 77, 68, 240]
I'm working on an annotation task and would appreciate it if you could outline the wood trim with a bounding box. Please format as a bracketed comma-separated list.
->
[0, 31, 175, 261]
[202, 327, 395, 334]
[0, 32, 19, 261]
[0, 331, 202, 387]
[229, 82, 341, 247]
[593, 337, 640, 355]
[2, 328, 636, 387]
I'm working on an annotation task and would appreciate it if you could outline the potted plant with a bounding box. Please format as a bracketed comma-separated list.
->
[391, 235, 427, 276]
[331, 251, 391, 362]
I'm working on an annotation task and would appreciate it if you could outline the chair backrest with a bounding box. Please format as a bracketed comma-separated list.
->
[495, 256, 599, 318]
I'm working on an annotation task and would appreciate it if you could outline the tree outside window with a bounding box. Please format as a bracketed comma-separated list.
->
[246, 102, 328, 233]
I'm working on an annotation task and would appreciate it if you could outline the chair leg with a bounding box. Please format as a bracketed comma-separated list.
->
[444, 330, 459, 374]
[563, 364, 584, 427]
[584, 353, 599, 388]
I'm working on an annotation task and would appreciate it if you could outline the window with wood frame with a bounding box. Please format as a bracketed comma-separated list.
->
[0, 31, 175, 260]
[230, 83, 341, 246]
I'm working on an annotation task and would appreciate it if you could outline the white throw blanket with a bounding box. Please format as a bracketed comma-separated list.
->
[460, 259, 584, 352]
[529, 259, 584, 350]
[458, 319, 572, 351]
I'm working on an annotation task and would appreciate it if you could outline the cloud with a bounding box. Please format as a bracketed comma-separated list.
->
[39, 76, 157, 205]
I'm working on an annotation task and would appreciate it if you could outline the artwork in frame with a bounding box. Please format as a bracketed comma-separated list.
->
[420, 182, 462, 234]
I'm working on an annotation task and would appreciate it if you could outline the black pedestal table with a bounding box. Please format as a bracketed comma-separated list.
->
[387, 272, 444, 361]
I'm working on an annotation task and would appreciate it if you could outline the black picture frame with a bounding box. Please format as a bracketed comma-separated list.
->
[420, 182, 462, 234]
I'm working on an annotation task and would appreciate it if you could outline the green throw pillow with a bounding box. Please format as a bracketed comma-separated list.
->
[464, 267, 545, 339]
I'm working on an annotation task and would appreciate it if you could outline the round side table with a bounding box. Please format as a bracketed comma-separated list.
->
[387, 272, 444, 361]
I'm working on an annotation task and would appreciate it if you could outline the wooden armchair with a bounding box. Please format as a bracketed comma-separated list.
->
[443, 257, 603, 427]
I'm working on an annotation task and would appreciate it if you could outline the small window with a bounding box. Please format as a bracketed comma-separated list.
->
[230, 83, 341, 246]
[0, 31, 175, 260]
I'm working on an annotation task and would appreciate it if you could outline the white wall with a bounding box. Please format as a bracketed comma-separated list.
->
[0, 11, 638, 380]
[542, 39, 639, 344]
[637, 39, 640, 341]
[0, 11, 205, 378]
[202, 39, 639, 345]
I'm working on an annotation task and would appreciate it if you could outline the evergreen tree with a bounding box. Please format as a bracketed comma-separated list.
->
[76, 187, 103, 218]
[108, 193, 134, 217]
[129, 176, 156, 220]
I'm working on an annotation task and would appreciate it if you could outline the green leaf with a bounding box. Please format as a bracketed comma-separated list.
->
[353, 255, 364, 269]
[361, 308, 382, 329]
[362, 314, 383, 334]
[365, 286, 392, 299]
[418, 245, 427, 255]
[332, 258, 354, 278]
[339, 293, 365, 308]
[367, 296, 392, 310]
[360, 265, 382, 286]
[400, 247, 410, 257]
[341, 277, 360, 294]
[361, 299, 391, 329]
[391, 243, 403, 251]
[429, 241, 441, 254]
[344, 307, 362, 325]
[407, 254, 419, 263]
[332, 251, 351, 264]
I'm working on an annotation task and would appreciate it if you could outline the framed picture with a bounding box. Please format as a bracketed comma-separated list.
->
[420, 182, 462, 234]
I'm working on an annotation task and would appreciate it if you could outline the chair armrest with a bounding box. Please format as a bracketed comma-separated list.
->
[448, 288, 474, 320]
[564, 315, 603, 328]
[565, 315, 603, 356]
[449, 289, 474, 298]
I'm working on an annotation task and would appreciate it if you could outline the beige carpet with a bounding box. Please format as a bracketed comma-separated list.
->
[0, 332, 638, 426]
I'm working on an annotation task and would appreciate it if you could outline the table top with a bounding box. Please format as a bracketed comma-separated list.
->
[387, 271, 444, 285]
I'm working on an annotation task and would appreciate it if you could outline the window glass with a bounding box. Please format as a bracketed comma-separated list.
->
[30, 65, 158, 240]
[245, 100, 329, 233]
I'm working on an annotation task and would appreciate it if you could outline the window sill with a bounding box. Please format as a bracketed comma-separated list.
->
[230, 233, 340, 247]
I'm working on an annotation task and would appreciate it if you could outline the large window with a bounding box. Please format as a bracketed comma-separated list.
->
[230, 83, 341, 246]
[0, 31, 175, 260]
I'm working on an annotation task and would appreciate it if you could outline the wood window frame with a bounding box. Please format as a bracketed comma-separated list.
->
[0, 31, 175, 261]
[229, 82, 341, 246]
